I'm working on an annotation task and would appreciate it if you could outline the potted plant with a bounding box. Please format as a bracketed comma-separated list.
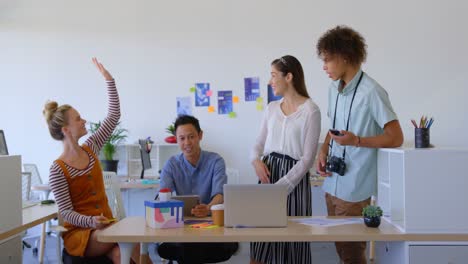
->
[165, 123, 177, 143]
[89, 121, 128, 172]
[362, 205, 383, 228]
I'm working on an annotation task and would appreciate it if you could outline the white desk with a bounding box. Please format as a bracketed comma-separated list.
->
[98, 216, 468, 263]
[0, 204, 58, 264]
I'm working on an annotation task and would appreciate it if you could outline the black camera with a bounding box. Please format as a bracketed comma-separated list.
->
[326, 156, 346, 176]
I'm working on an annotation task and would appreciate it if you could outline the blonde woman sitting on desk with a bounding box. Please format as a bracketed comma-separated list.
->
[44, 58, 149, 263]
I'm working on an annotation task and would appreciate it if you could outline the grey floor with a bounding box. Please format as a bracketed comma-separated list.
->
[22, 226, 341, 264]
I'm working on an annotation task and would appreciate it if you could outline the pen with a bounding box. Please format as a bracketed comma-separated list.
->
[426, 117, 433, 128]
[411, 119, 418, 128]
[427, 118, 434, 129]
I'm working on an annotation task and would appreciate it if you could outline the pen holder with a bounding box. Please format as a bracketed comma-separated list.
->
[415, 128, 430, 148]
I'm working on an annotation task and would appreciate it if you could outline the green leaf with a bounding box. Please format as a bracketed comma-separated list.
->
[88, 121, 128, 160]
[362, 205, 383, 217]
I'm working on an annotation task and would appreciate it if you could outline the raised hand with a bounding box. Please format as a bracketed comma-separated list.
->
[92, 57, 113, 81]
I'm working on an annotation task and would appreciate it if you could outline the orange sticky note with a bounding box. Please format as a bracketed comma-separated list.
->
[233, 96, 239, 103]
[208, 106, 215, 113]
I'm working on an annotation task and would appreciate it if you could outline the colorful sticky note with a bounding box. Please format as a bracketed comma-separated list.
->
[206, 90, 213, 97]
[256, 104, 264, 111]
[228, 112, 237, 118]
[256, 97, 264, 103]
[208, 106, 215, 113]
[233, 96, 239, 103]
[189, 87, 196, 93]
[190, 223, 212, 228]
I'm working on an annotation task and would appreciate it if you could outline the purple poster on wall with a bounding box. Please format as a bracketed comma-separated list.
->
[244, 77, 260, 101]
[195, 83, 210, 107]
[218, 90, 233, 114]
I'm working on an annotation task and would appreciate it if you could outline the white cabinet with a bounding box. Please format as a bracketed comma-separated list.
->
[116, 143, 179, 177]
[376, 148, 468, 264]
[0, 236, 22, 264]
[0, 155, 22, 263]
[376, 241, 468, 264]
[377, 148, 468, 233]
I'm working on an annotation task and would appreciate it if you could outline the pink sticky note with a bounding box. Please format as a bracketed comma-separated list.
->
[206, 90, 213, 97]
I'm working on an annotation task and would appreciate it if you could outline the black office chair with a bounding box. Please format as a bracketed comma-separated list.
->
[157, 242, 239, 264]
[62, 248, 113, 264]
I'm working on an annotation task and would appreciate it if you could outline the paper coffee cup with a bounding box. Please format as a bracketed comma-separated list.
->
[211, 204, 225, 226]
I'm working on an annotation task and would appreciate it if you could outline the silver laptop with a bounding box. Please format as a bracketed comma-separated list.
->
[224, 184, 288, 228]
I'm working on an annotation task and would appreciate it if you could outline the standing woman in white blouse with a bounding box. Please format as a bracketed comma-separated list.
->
[250, 55, 321, 264]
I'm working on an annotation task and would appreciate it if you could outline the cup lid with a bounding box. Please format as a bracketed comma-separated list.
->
[159, 188, 171, 193]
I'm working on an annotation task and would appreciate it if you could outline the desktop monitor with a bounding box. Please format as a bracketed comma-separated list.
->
[0, 130, 8, 155]
[138, 139, 152, 178]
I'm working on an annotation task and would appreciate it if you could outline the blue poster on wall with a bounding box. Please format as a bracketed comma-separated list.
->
[244, 77, 260, 101]
[195, 83, 210, 107]
[218, 90, 233, 114]
[267, 85, 282, 103]
[177, 96, 192, 116]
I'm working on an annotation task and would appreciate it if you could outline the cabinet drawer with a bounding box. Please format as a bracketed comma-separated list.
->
[409, 245, 468, 264]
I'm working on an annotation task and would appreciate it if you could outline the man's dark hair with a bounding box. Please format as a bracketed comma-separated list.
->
[174, 115, 202, 133]
[316, 25, 367, 66]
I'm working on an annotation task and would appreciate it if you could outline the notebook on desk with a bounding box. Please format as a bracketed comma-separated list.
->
[224, 184, 288, 228]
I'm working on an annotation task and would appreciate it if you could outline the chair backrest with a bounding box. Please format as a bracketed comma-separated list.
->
[21, 172, 31, 201]
[23, 163, 43, 186]
[226, 168, 240, 184]
[102, 171, 126, 220]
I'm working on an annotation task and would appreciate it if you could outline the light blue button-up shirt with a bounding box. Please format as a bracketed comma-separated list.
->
[160, 150, 227, 204]
[322, 69, 398, 202]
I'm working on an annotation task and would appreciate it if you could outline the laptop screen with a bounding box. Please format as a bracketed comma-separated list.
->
[0, 130, 8, 155]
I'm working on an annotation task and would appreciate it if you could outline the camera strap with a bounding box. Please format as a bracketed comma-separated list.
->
[330, 71, 364, 160]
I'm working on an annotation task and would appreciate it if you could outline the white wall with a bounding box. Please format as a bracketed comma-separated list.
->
[1, 0, 467, 183]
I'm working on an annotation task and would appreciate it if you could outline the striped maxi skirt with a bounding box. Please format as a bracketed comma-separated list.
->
[250, 152, 312, 264]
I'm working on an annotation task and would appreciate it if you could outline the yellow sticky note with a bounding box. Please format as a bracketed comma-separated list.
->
[256, 104, 264, 111]
[256, 97, 263, 103]
[208, 106, 215, 113]
[233, 96, 239, 103]
[228, 112, 237, 118]
[190, 87, 196, 93]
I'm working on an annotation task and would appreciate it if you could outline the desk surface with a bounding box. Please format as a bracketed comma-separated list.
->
[0, 204, 57, 241]
[119, 180, 160, 189]
[97, 216, 468, 243]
